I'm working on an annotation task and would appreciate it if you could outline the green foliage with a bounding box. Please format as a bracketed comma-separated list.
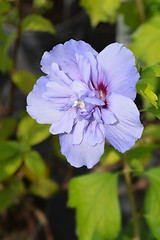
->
[80, 0, 120, 27]
[30, 178, 59, 198]
[145, 167, 160, 239]
[0, 32, 16, 72]
[0, 141, 23, 182]
[140, 64, 160, 79]
[68, 172, 120, 240]
[143, 124, 160, 140]
[24, 150, 46, 178]
[0, 179, 25, 212]
[137, 82, 158, 108]
[0, 117, 17, 141]
[17, 116, 50, 146]
[148, 106, 160, 119]
[0, 1, 11, 14]
[21, 14, 55, 34]
[12, 70, 37, 95]
[130, 15, 160, 65]
[119, 1, 140, 30]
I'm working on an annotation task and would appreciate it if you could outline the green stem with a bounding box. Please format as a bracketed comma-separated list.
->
[123, 153, 141, 240]
[135, 0, 146, 23]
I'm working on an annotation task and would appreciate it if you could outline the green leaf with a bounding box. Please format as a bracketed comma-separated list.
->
[0, 1, 11, 14]
[21, 14, 55, 34]
[0, 179, 25, 212]
[0, 32, 16, 72]
[145, 167, 160, 239]
[91, 230, 105, 240]
[137, 82, 158, 108]
[143, 124, 160, 140]
[119, 1, 140, 30]
[17, 116, 50, 146]
[140, 65, 160, 79]
[148, 106, 160, 119]
[68, 172, 120, 240]
[0, 141, 23, 181]
[30, 178, 59, 198]
[80, 0, 120, 27]
[130, 15, 160, 65]
[0, 117, 17, 141]
[12, 70, 37, 95]
[24, 150, 46, 178]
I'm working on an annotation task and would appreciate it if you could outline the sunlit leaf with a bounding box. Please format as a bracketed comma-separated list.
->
[137, 82, 158, 108]
[0, 117, 17, 141]
[0, 141, 23, 182]
[130, 15, 160, 65]
[17, 116, 50, 146]
[80, 0, 120, 26]
[68, 172, 120, 240]
[12, 70, 37, 95]
[24, 150, 46, 178]
[145, 167, 160, 239]
[140, 65, 160, 79]
[30, 178, 59, 198]
[0, 179, 25, 212]
[21, 14, 55, 34]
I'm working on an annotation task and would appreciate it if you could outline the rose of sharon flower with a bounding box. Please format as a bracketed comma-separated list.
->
[27, 39, 143, 168]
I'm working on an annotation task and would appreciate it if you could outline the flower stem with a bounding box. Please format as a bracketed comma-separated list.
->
[135, 0, 146, 23]
[123, 153, 141, 240]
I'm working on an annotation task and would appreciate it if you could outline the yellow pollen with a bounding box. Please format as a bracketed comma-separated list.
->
[72, 100, 86, 111]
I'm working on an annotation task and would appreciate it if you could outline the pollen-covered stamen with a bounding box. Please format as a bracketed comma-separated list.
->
[72, 100, 86, 112]
[98, 82, 107, 102]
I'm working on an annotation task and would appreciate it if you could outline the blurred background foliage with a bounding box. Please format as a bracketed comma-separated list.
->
[0, 0, 160, 240]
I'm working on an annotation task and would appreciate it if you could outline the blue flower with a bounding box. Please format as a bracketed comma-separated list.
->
[27, 39, 144, 168]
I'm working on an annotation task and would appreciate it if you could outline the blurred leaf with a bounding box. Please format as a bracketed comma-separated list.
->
[0, 179, 25, 212]
[12, 70, 37, 95]
[0, 141, 23, 182]
[137, 82, 158, 108]
[21, 14, 55, 34]
[0, 1, 11, 14]
[30, 178, 59, 198]
[17, 116, 50, 146]
[24, 150, 46, 178]
[143, 124, 160, 140]
[130, 15, 160, 65]
[119, 1, 140, 30]
[68, 172, 120, 240]
[0, 117, 17, 141]
[145, 167, 160, 239]
[91, 230, 105, 240]
[33, 0, 53, 10]
[140, 65, 160, 79]
[0, 32, 16, 72]
[148, 106, 160, 119]
[128, 144, 158, 170]
[100, 147, 122, 168]
[80, 0, 120, 27]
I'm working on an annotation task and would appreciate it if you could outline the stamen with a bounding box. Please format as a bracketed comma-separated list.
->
[72, 100, 86, 111]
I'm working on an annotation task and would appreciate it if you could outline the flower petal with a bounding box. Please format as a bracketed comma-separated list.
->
[105, 93, 144, 152]
[86, 121, 105, 146]
[49, 107, 76, 134]
[59, 132, 105, 168]
[75, 54, 91, 84]
[97, 43, 139, 100]
[72, 119, 88, 144]
[101, 108, 117, 124]
[41, 39, 98, 81]
[26, 76, 63, 124]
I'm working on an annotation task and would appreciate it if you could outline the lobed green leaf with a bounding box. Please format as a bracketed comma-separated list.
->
[80, 0, 120, 27]
[21, 14, 55, 34]
[68, 172, 121, 240]
[17, 116, 50, 146]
